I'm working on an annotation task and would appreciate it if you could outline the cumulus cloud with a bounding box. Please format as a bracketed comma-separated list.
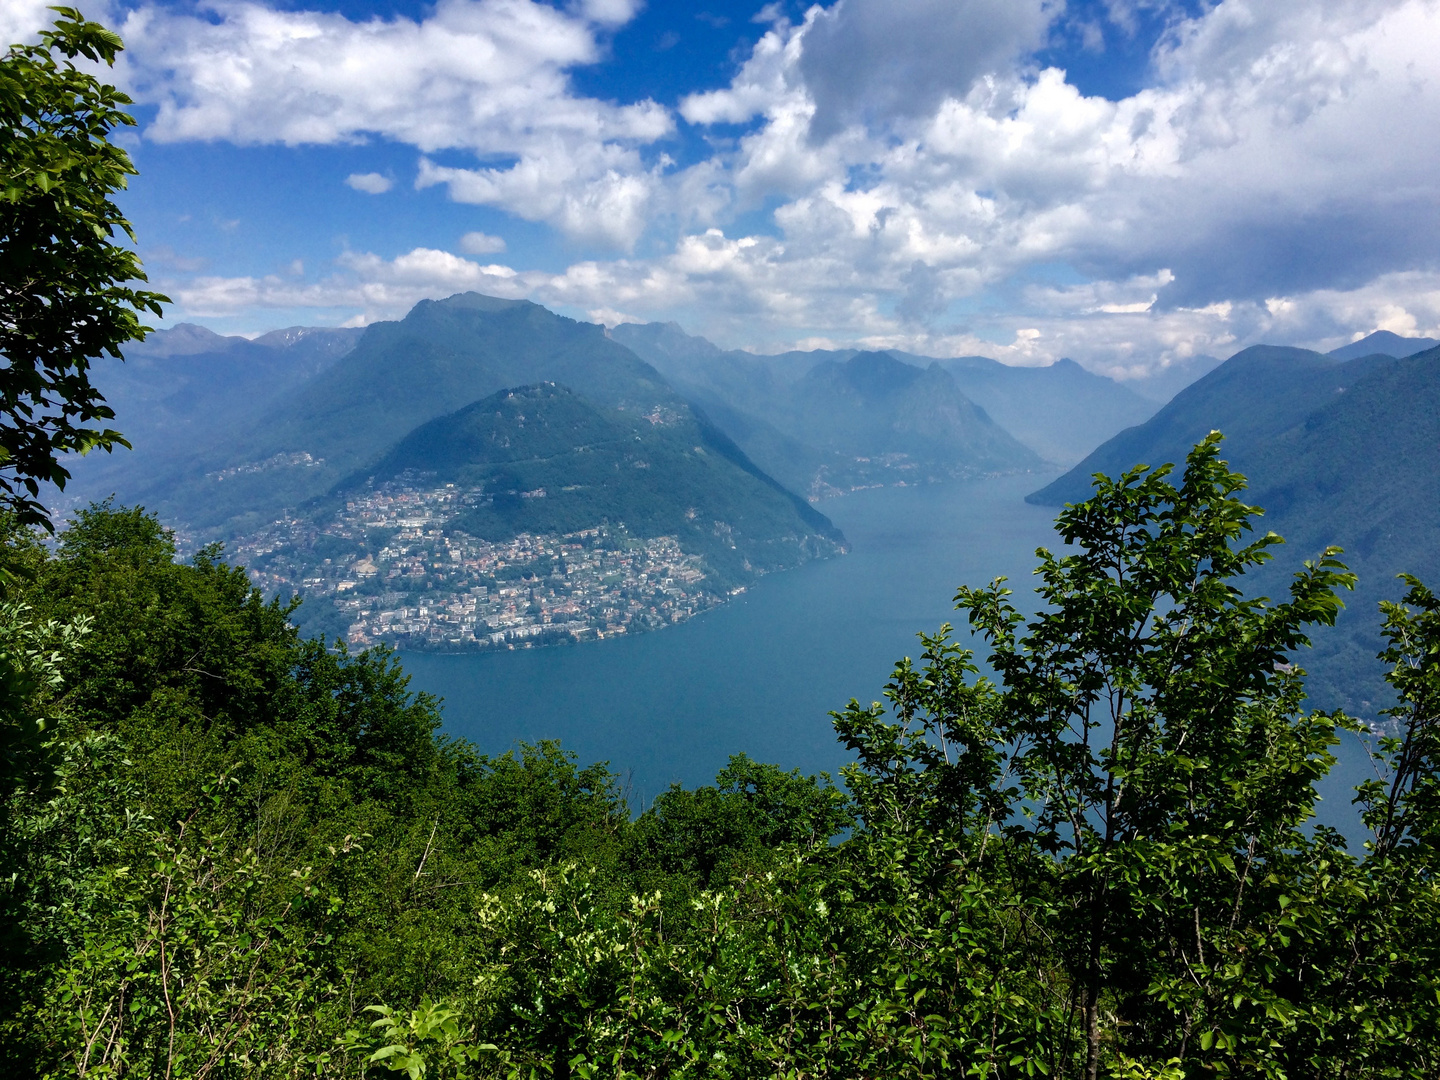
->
[116, 0, 670, 246]
[131, 0, 1440, 376]
[668, 0, 1440, 346]
[345, 172, 393, 194]
[459, 231, 507, 255]
[156, 235, 1440, 382]
[417, 144, 661, 249]
[0, 0, 61, 49]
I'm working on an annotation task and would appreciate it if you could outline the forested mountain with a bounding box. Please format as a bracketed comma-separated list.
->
[1030, 342, 1440, 712]
[111, 294, 685, 535]
[1028, 345, 1362, 507]
[351, 382, 842, 582]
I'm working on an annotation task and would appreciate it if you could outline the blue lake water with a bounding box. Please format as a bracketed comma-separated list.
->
[400, 472, 1373, 830]
[401, 473, 1063, 806]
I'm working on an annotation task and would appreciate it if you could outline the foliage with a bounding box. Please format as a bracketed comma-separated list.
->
[341, 1000, 494, 1080]
[0, 434, 1437, 1077]
[0, 9, 167, 529]
[1031, 343, 1440, 716]
[1359, 575, 1440, 856]
[372, 382, 842, 587]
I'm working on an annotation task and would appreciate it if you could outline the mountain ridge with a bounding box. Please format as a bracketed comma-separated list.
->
[1027, 341, 1440, 713]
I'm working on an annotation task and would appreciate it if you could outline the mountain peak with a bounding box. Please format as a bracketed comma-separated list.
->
[833, 351, 925, 397]
[424, 291, 535, 316]
[135, 322, 241, 358]
[1327, 329, 1440, 362]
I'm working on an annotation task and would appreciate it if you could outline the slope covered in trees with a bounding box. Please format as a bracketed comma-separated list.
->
[353, 381, 844, 585]
[1030, 343, 1440, 712]
[115, 294, 689, 535]
[4, 437, 1438, 1078]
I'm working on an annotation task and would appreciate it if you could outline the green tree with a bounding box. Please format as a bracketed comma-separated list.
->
[0, 8, 166, 530]
[834, 432, 1364, 1076]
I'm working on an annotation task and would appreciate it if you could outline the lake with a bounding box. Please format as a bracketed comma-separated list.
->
[402, 471, 1377, 831]
[401, 473, 1063, 806]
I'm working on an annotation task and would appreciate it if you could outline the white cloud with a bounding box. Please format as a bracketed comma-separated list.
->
[130, 0, 1440, 375]
[117, 0, 670, 245]
[417, 143, 661, 249]
[0, 0, 61, 49]
[459, 231, 507, 255]
[155, 240, 1440, 380]
[345, 172, 393, 194]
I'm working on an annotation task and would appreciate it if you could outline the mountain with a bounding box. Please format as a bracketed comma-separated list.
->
[116, 294, 687, 535]
[241, 380, 844, 647]
[611, 323, 1043, 493]
[354, 382, 842, 583]
[1026, 345, 1376, 507]
[1326, 329, 1439, 362]
[93, 321, 361, 433]
[62, 321, 362, 511]
[1029, 342, 1440, 713]
[786, 351, 1041, 475]
[924, 354, 1154, 466]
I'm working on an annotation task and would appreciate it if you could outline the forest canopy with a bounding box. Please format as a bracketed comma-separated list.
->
[1, 434, 1436, 1079]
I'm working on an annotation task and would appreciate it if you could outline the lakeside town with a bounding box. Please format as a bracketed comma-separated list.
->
[228, 476, 726, 651]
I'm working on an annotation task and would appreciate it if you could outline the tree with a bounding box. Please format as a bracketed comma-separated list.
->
[835, 432, 1364, 1077]
[0, 8, 166, 530]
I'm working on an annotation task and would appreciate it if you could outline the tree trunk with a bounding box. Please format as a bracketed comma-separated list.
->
[1085, 983, 1101, 1080]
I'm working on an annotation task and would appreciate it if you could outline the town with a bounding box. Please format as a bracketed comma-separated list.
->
[227, 476, 726, 651]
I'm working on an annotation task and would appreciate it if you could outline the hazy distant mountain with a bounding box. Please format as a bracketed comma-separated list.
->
[1029, 342, 1440, 713]
[610, 321, 840, 391]
[352, 382, 843, 585]
[788, 351, 1041, 477]
[100, 322, 361, 421]
[63, 322, 363, 512]
[1120, 353, 1225, 403]
[923, 355, 1155, 466]
[613, 323, 1051, 490]
[615, 322, 1155, 473]
[1325, 329, 1439, 362]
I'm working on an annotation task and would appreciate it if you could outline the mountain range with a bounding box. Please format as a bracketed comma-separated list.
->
[1030, 330, 1440, 713]
[73, 294, 1168, 542]
[610, 321, 1155, 483]
[60, 297, 1438, 673]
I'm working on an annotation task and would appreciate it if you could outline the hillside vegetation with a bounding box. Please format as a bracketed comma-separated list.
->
[357, 382, 843, 585]
[111, 294, 685, 535]
[4, 438, 1438, 1078]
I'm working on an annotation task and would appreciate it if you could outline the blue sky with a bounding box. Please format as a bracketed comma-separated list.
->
[8, 0, 1440, 379]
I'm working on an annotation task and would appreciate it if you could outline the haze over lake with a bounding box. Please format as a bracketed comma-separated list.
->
[402, 474, 1061, 804]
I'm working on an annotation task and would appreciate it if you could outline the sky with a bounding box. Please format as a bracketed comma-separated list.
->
[9, 0, 1440, 380]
